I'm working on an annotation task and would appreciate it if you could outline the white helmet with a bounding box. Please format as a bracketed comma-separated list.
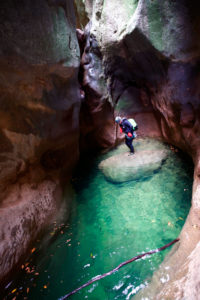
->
[115, 116, 121, 124]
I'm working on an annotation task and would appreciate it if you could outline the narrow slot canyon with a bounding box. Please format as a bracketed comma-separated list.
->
[0, 0, 200, 299]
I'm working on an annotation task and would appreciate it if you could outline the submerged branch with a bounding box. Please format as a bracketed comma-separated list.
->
[59, 238, 179, 299]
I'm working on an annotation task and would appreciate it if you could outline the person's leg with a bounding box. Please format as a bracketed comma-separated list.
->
[125, 137, 134, 153]
[130, 139, 134, 153]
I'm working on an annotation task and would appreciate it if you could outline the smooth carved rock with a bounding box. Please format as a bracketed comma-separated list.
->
[180, 103, 195, 128]
[79, 23, 115, 153]
[99, 149, 168, 183]
[0, 0, 80, 284]
[76, 0, 200, 298]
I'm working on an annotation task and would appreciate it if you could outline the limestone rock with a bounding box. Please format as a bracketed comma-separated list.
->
[80, 0, 200, 154]
[99, 149, 168, 183]
[80, 1, 200, 298]
[0, 0, 80, 284]
[76, 0, 200, 298]
[78, 23, 115, 153]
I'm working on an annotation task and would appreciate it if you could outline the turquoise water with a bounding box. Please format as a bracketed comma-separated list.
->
[4, 139, 193, 300]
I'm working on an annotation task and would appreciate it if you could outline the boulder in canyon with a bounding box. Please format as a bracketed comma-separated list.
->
[99, 147, 168, 183]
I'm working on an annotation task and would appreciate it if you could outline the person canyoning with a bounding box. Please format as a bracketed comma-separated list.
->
[115, 116, 138, 155]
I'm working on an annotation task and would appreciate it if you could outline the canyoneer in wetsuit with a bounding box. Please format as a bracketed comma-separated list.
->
[115, 116, 138, 155]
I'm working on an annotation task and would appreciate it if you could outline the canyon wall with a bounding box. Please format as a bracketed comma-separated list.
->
[1, 0, 200, 297]
[0, 0, 81, 284]
[77, 0, 200, 155]
[75, 0, 200, 298]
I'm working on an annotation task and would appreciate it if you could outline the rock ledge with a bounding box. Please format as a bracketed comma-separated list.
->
[99, 149, 168, 183]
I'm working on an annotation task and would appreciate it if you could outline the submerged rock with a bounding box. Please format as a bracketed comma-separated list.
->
[99, 149, 168, 183]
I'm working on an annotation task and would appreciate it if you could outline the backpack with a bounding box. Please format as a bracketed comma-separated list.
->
[128, 118, 138, 130]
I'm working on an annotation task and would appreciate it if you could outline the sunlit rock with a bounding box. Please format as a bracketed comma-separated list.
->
[99, 148, 168, 183]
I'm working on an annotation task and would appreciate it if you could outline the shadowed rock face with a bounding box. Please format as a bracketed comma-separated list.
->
[77, 23, 116, 154]
[0, 0, 80, 284]
[75, 0, 200, 298]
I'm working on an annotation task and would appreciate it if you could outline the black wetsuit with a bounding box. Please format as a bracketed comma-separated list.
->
[120, 118, 137, 153]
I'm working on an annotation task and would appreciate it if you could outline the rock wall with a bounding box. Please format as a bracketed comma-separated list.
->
[1, 0, 200, 296]
[76, 0, 200, 153]
[75, 0, 200, 298]
[0, 0, 81, 284]
[78, 23, 115, 154]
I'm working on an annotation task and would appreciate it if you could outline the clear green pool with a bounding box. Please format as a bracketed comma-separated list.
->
[4, 139, 193, 299]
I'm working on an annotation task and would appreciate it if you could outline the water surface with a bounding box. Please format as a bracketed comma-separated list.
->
[4, 139, 193, 299]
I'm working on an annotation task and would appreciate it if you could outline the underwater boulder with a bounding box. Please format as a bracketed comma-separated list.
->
[99, 149, 168, 183]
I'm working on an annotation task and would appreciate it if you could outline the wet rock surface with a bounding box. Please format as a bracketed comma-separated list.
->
[99, 148, 168, 183]
[75, 0, 200, 298]
[78, 23, 115, 153]
[0, 0, 80, 284]
[76, 0, 200, 155]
